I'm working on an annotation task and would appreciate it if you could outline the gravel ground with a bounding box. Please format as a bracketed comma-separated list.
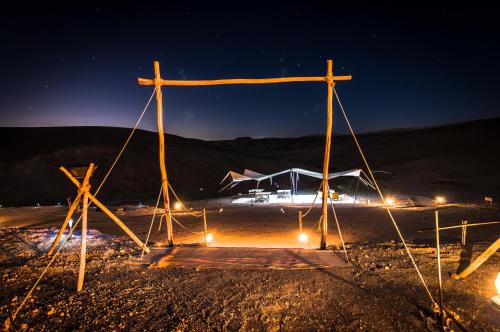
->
[1, 225, 498, 331]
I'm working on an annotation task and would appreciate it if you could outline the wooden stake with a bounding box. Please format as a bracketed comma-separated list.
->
[320, 59, 334, 250]
[202, 208, 208, 246]
[153, 61, 174, 247]
[461, 219, 467, 246]
[298, 210, 303, 233]
[77, 186, 89, 292]
[435, 210, 444, 326]
[48, 164, 94, 256]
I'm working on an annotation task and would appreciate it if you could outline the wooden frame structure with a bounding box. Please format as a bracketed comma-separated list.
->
[47, 163, 150, 291]
[138, 59, 351, 249]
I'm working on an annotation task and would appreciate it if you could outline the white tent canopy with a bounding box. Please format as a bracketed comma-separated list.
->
[220, 167, 375, 192]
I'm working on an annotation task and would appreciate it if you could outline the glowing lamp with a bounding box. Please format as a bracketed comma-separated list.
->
[206, 233, 214, 243]
[492, 272, 500, 310]
[435, 196, 446, 205]
[385, 197, 395, 206]
[299, 233, 308, 242]
[174, 202, 182, 211]
[68, 218, 74, 229]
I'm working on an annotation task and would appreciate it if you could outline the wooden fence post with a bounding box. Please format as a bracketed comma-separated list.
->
[203, 208, 209, 246]
[77, 186, 89, 292]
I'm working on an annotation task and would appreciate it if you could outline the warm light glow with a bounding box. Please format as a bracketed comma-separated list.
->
[385, 197, 395, 206]
[206, 233, 214, 243]
[68, 218, 74, 229]
[174, 202, 182, 211]
[435, 196, 446, 204]
[219, 208, 224, 213]
[299, 233, 308, 242]
[496, 272, 500, 295]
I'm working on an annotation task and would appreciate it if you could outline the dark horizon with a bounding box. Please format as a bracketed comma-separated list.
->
[2, 2, 499, 140]
[2, 116, 498, 142]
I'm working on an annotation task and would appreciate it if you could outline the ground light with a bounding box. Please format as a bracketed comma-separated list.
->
[385, 197, 395, 206]
[435, 196, 446, 205]
[299, 232, 308, 242]
[206, 233, 214, 243]
[174, 202, 182, 211]
[492, 272, 500, 310]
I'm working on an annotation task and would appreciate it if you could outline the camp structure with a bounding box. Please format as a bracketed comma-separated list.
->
[219, 167, 375, 194]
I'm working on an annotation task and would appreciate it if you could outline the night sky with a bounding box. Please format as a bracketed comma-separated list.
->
[1, 2, 499, 140]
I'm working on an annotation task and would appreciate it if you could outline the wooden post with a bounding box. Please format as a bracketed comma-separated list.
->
[48, 164, 94, 256]
[435, 210, 444, 325]
[153, 61, 174, 247]
[59, 166, 150, 254]
[320, 59, 334, 250]
[461, 219, 467, 246]
[77, 186, 89, 292]
[202, 208, 208, 246]
[298, 210, 303, 233]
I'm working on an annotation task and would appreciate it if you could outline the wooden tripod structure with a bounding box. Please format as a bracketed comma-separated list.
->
[138, 59, 351, 249]
[47, 163, 150, 291]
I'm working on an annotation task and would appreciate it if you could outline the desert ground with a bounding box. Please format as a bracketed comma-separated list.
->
[1, 119, 500, 330]
[1, 201, 499, 331]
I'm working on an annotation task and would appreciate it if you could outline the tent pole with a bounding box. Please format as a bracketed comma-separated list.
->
[321, 59, 334, 250]
[154, 61, 174, 247]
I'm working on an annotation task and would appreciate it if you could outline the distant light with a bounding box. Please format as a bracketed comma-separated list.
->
[385, 197, 395, 206]
[492, 272, 500, 310]
[280, 208, 285, 214]
[299, 233, 308, 242]
[435, 196, 446, 205]
[219, 208, 223, 213]
[68, 218, 73, 229]
[206, 233, 214, 243]
[174, 202, 182, 211]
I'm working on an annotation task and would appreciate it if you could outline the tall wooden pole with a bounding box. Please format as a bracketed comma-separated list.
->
[77, 186, 89, 292]
[153, 61, 174, 247]
[320, 59, 334, 250]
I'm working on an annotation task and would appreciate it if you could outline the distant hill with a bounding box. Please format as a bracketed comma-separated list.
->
[1, 118, 500, 206]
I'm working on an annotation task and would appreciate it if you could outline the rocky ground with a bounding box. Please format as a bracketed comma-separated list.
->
[0, 223, 498, 331]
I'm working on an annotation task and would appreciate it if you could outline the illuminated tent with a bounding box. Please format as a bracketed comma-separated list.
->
[220, 167, 375, 193]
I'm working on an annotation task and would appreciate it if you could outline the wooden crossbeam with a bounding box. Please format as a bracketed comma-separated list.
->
[138, 75, 352, 87]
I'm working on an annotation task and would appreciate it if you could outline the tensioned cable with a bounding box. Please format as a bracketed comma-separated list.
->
[328, 186, 349, 262]
[94, 89, 155, 196]
[333, 87, 436, 304]
[167, 182, 203, 218]
[301, 182, 323, 217]
[13, 90, 155, 320]
[141, 185, 163, 259]
[13, 215, 82, 319]
[171, 215, 203, 235]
